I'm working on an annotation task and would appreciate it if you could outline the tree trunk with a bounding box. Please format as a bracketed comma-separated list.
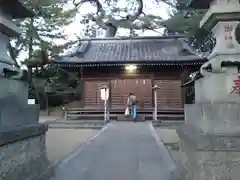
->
[28, 17, 34, 61]
[105, 24, 117, 37]
[35, 65, 39, 76]
[28, 17, 34, 81]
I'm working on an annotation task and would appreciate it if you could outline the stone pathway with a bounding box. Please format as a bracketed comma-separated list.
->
[50, 122, 180, 180]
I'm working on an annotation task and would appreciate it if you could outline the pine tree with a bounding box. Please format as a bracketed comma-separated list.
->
[75, 0, 164, 37]
[11, 1, 78, 65]
[10, 1, 79, 109]
[160, 1, 216, 54]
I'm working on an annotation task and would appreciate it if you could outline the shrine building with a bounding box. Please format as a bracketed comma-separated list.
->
[52, 35, 206, 110]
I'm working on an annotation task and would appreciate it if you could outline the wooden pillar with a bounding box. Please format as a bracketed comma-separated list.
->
[180, 66, 190, 106]
[151, 74, 155, 109]
[79, 66, 85, 108]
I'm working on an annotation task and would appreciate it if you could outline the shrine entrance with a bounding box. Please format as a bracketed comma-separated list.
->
[110, 79, 152, 108]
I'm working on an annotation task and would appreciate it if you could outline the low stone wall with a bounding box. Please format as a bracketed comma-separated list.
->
[0, 134, 51, 180]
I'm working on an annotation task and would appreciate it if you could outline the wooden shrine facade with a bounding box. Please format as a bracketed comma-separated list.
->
[53, 36, 206, 110]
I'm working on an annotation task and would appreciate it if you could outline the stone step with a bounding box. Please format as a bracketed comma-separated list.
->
[145, 114, 184, 121]
[48, 124, 103, 129]
[65, 108, 184, 115]
[65, 114, 184, 121]
[152, 120, 184, 128]
[116, 118, 146, 122]
[66, 114, 117, 120]
[46, 120, 106, 129]
[114, 114, 184, 121]
[46, 120, 105, 125]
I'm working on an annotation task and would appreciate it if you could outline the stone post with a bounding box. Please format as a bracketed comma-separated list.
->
[177, 0, 240, 179]
[0, 1, 51, 180]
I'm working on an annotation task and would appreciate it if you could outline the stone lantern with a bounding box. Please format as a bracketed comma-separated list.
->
[0, 1, 51, 180]
[177, 0, 240, 180]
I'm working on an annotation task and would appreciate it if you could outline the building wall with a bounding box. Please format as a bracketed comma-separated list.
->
[77, 65, 195, 109]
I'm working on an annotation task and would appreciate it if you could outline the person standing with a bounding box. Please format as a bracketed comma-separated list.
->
[127, 93, 137, 122]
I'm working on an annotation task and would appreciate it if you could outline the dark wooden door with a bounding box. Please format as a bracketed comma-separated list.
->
[154, 80, 182, 109]
[111, 79, 152, 108]
[84, 80, 109, 108]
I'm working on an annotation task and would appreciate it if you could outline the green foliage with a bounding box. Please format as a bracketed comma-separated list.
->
[11, 1, 78, 64]
[29, 65, 81, 109]
[10, 1, 81, 108]
[162, 10, 205, 34]
[160, 2, 217, 53]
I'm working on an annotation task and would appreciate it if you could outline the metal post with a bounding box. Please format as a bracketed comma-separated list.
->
[104, 91, 107, 123]
[101, 86, 108, 124]
[154, 90, 157, 121]
[152, 85, 159, 121]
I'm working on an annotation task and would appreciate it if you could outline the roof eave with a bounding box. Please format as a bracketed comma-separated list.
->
[52, 56, 207, 64]
[52, 59, 206, 67]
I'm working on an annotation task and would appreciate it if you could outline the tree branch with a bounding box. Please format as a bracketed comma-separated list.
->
[76, 0, 145, 34]
[75, 0, 108, 29]
[74, 0, 103, 13]
[77, 0, 166, 37]
[158, 0, 177, 8]
[125, 0, 143, 21]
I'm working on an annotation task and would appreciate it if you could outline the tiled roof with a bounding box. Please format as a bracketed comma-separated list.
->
[53, 36, 205, 65]
[0, 0, 35, 18]
[188, 0, 212, 9]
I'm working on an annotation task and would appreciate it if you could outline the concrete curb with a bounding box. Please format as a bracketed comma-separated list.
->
[48, 123, 112, 180]
[58, 122, 112, 166]
[148, 122, 176, 168]
[47, 126, 103, 129]
[148, 122, 183, 180]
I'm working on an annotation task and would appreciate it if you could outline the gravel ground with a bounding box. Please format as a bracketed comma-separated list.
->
[46, 128, 99, 164]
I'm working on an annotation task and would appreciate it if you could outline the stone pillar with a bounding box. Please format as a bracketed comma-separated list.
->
[0, 1, 51, 180]
[177, 0, 240, 179]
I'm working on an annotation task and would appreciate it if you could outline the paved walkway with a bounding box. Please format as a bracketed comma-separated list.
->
[51, 122, 180, 180]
